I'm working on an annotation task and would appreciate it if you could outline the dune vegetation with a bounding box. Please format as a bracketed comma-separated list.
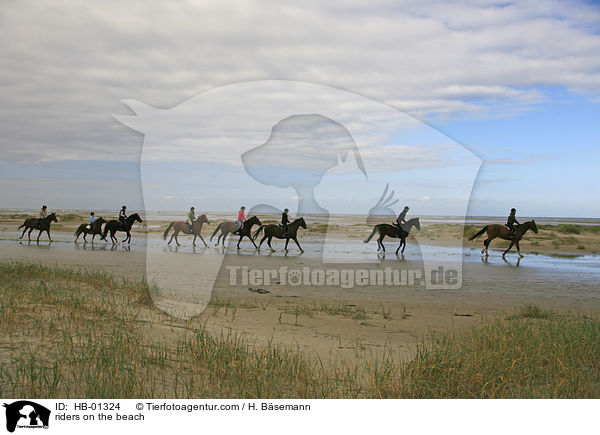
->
[0, 262, 598, 398]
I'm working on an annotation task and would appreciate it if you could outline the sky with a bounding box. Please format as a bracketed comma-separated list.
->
[0, 0, 599, 217]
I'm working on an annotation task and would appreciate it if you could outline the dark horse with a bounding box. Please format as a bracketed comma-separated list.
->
[18, 213, 58, 242]
[469, 220, 538, 258]
[253, 217, 307, 252]
[163, 214, 210, 246]
[74, 217, 107, 242]
[210, 216, 262, 249]
[364, 217, 421, 254]
[101, 213, 142, 244]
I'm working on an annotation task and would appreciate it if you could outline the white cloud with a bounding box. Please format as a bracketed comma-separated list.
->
[0, 0, 599, 164]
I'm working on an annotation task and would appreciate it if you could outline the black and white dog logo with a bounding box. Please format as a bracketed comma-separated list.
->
[3, 401, 50, 433]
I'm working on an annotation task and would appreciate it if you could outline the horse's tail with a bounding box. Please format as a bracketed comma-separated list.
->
[210, 223, 223, 241]
[364, 226, 379, 243]
[468, 225, 489, 241]
[163, 222, 174, 240]
[17, 222, 25, 229]
[101, 223, 109, 241]
[253, 225, 264, 241]
[74, 225, 82, 237]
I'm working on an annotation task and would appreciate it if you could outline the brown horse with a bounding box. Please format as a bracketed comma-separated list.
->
[18, 212, 58, 242]
[364, 217, 421, 254]
[74, 217, 107, 242]
[163, 214, 210, 246]
[253, 217, 307, 252]
[469, 220, 538, 258]
[210, 216, 262, 249]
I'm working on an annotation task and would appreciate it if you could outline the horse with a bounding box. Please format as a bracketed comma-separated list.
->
[101, 213, 143, 244]
[253, 217, 307, 252]
[364, 217, 421, 254]
[18, 212, 58, 242]
[163, 214, 210, 246]
[74, 217, 107, 242]
[210, 216, 262, 249]
[469, 220, 538, 258]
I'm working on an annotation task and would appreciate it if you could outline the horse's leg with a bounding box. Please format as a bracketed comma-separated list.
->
[284, 238, 290, 251]
[20, 226, 27, 239]
[378, 235, 385, 252]
[293, 237, 303, 252]
[401, 238, 407, 253]
[37, 229, 42, 243]
[483, 237, 492, 255]
[237, 235, 242, 249]
[258, 235, 266, 249]
[502, 241, 514, 258]
[249, 233, 258, 249]
[516, 241, 524, 258]
[28, 227, 33, 241]
[175, 231, 181, 246]
[198, 234, 207, 247]
[395, 238, 403, 255]
[46, 229, 52, 242]
[192, 234, 197, 246]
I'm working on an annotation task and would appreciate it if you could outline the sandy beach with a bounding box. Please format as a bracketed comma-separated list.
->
[1, 210, 599, 365]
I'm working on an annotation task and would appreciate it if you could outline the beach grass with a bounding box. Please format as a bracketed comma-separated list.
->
[0, 262, 598, 398]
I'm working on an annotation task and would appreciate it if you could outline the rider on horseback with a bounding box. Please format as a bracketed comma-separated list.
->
[232, 206, 246, 235]
[506, 208, 520, 240]
[186, 207, 195, 232]
[36, 205, 48, 229]
[86, 212, 96, 230]
[119, 206, 127, 229]
[280, 208, 290, 236]
[393, 206, 409, 236]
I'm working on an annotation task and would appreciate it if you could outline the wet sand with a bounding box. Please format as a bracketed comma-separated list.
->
[1, 211, 599, 364]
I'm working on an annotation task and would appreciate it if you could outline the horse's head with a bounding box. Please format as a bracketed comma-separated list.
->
[198, 214, 209, 224]
[296, 217, 307, 229]
[97, 217, 107, 224]
[530, 220, 538, 234]
[130, 213, 143, 223]
[410, 217, 421, 231]
[248, 216, 261, 226]
[49, 212, 58, 222]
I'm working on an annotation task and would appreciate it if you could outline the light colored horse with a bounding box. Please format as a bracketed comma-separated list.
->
[163, 214, 210, 246]
[210, 216, 262, 249]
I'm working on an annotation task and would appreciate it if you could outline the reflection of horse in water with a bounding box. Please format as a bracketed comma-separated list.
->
[18, 213, 58, 242]
[364, 217, 421, 254]
[163, 214, 210, 246]
[254, 217, 307, 252]
[469, 220, 538, 258]
[210, 215, 262, 249]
